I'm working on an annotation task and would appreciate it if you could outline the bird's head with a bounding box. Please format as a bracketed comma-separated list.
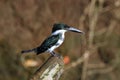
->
[52, 23, 84, 34]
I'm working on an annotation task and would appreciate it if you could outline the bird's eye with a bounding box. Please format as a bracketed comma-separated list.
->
[65, 25, 70, 29]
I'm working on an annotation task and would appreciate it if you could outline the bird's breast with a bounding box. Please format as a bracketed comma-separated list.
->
[47, 33, 65, 53]
[56, 39, 64, 46]
[56, 34, 64, 46]
[47, 38, 64, 53]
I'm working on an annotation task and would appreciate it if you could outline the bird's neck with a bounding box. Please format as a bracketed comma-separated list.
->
[52, 30, 66, 40]
[52, 30, 66, 35]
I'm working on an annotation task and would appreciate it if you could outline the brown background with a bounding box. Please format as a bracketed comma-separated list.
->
[0, 0, 120, 80]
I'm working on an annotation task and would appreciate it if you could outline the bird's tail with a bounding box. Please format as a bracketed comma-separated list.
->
[21, 48, 36, 54]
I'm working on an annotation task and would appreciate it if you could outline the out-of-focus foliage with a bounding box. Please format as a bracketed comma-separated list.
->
[0, 0, 120, 80]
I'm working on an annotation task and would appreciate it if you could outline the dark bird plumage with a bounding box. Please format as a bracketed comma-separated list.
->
[21, 23, 84, 57]
[36, 34, 60, 54]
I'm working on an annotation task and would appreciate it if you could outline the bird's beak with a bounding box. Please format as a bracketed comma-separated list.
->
[68, 27, 84, 34]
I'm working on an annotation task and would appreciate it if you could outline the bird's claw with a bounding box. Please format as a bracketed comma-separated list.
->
[50, 52, 61, 58]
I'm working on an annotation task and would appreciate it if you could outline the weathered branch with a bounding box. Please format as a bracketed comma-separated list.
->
[30, 55, 64, 80]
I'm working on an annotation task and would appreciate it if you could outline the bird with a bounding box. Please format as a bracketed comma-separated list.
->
[21, 23, 84, 57]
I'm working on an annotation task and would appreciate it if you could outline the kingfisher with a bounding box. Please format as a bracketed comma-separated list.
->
[21, 23, 84, 57]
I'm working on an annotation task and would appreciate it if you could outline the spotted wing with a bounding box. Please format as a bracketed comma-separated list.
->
[36, 34, 59, 54]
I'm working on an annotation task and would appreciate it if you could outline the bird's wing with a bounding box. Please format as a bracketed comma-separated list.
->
[36, 34, 59, 54]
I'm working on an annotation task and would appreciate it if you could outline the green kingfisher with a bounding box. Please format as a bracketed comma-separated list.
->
[21, 23, 84, 57]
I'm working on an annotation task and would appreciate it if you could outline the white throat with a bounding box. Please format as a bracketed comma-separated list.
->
[47, 30, 66, 53]
[52, 30, 66, 35]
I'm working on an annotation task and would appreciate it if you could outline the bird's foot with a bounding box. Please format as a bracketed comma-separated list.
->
[50, 52, 61, 58]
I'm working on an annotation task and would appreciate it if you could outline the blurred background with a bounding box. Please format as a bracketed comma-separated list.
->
[0, 0, 120, 80]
